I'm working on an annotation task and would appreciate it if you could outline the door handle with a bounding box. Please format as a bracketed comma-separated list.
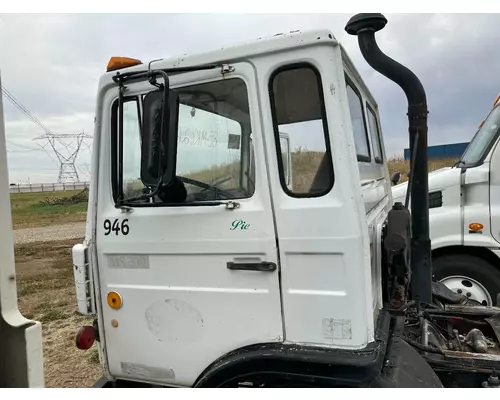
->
[227, 261, 277, 272]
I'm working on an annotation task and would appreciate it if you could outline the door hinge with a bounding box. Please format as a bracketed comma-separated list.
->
[225, 201, 241, 210]
[118, 205, 134, 214]
[221, 64, 235, 75]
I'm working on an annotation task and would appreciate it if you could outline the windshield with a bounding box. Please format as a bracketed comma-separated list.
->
[460, 104, 500, 166]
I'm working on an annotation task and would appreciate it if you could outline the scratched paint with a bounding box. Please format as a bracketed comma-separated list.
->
[145, 298, 204, 344]
[107, 254, 150, 269]
[322, 318, 352, 340]
[121, 361, 175, 381]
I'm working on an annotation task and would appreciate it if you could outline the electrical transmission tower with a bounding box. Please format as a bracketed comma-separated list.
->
[33, 131, 92, 182]
[1, 85, 92, 183]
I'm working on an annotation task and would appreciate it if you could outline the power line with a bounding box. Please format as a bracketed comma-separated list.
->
[6, 140, 41, 151]
[1, 86, 54, 136]
[1, 83, 93, 183]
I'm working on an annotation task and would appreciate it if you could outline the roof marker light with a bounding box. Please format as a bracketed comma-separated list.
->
[106, 57, 142, 72]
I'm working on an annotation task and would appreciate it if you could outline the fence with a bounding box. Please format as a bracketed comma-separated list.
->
[9, 182, 90, 194]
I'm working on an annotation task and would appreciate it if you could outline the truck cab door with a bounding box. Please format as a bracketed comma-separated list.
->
[94, 63, 283, 387]
[249, 132, 292, 191]
[488, 139, 500, 244]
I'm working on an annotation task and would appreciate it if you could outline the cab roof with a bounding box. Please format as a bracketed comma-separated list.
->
[109, 29, 338, 73]
[102, 28, 377, 108]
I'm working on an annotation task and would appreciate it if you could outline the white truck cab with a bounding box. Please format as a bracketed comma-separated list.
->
[74, 26, 392, 388]
[392, 97, 500, 307]
[73, 13, 500, 388]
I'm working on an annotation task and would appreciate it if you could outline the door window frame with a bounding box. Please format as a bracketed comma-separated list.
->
[268, 62, 335, 198]
[110, 76, 256, 207]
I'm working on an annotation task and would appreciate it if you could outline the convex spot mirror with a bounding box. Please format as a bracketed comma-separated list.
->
[141, 89, 179, 188]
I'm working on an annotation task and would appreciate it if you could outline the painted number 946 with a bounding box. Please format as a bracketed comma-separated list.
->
[103, 219, 129, 236]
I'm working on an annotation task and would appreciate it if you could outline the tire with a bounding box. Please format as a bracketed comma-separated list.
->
[433, 254, 500, 306]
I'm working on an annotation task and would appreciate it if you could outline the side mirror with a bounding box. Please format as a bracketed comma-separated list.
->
[391, 172, 401, 186]
[141, 89, 179, 187]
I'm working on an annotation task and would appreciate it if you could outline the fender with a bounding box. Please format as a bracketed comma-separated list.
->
[194, 312, 391, 387]
[193, 311, 441, 388]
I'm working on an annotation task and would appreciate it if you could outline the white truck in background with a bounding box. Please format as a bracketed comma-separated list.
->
[0, 72, 45, 388]
[392, 95, 500, 307]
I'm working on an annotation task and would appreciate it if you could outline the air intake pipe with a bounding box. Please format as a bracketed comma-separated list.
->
[345, 13, 432, 304]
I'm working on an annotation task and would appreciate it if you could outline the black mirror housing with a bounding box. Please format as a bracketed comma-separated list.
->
[141, 89, 179, 188]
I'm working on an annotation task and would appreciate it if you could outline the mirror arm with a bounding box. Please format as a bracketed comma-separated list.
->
[148, 75, 164, 90]
[114, 69, 172, 207]
[113, 69, 170, 87]
[157, 72, 170, 181]
[117, 84, 125, 205]
[112, 65, 220, 86]
[120, 175, 164, 205]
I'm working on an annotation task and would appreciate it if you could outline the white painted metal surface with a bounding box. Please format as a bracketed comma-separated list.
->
[392, 167, 463, 249]
[489, 135, 500, 244]
[79, 29, 392, 386]
[72, 244, 94, 315]
[0, 72, 44, 387]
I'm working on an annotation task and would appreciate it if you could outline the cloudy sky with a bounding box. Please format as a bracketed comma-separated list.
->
[1, 13, 499, 183]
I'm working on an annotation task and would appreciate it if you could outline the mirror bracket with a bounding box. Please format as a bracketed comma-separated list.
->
[113, 69, 178, 206]
[149, 75, 164, 90]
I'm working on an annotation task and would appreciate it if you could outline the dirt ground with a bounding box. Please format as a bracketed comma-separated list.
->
[15, 238, 103, 388]
[14, 221, 86, 245]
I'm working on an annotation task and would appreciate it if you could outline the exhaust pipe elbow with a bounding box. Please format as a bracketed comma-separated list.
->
[345, 13, 426, 108]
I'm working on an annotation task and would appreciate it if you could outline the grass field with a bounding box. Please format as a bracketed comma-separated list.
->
[15, 238, 102, 388]
[10, 190, 88, 229]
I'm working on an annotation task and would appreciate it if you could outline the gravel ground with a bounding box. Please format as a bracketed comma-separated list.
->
[14, 222, 86, 244]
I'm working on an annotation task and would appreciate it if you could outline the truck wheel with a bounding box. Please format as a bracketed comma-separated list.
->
[432, 254, 500, 306]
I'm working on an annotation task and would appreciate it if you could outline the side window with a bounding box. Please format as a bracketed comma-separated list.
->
[366, 104, 383, 163]
[345, 77, 370, 161]
[175, 78, 254, 202]
[114, 78, 255, 205]
[269, 64, 334, 197]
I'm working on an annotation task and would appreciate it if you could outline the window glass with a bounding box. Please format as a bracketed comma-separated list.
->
[366, 104, 383, 162]
[270, 65, 334, 196]
[118, 78, 254, 204]
[460, 104, 500, 166]
[174, 78, 253, 202]
[346, 81, 370, 160]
